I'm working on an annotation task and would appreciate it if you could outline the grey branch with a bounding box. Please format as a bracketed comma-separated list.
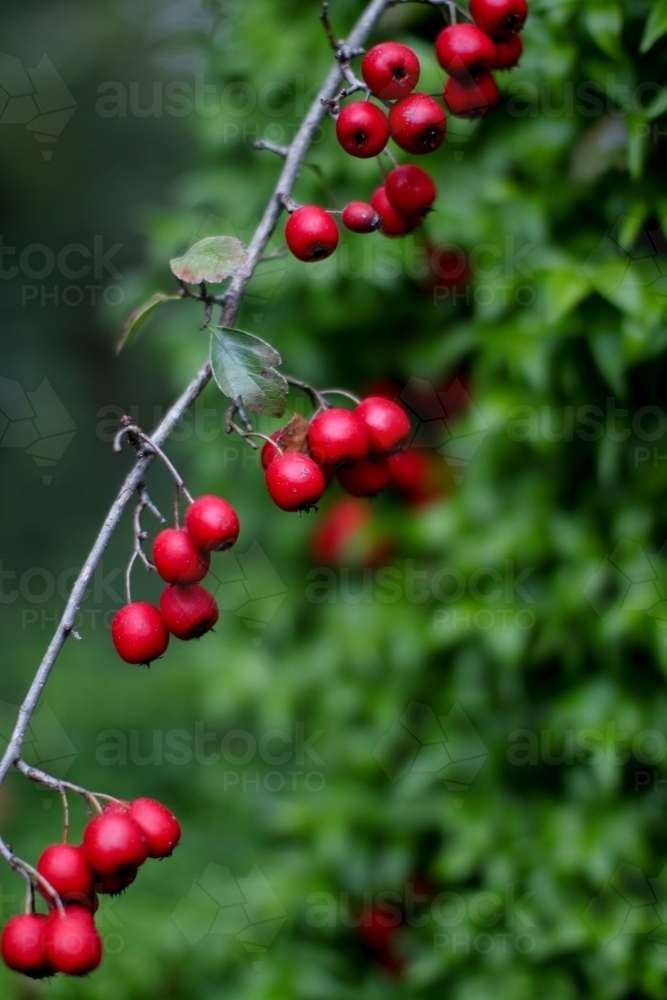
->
[0, 0, 397, 871]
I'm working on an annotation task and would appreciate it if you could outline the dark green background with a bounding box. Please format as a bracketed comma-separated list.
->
[2, 0, 667, 996]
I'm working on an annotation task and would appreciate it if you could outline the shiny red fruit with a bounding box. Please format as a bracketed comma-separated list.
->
[95, 868, 137, 895]
[370, 187, 418, 237]
[388, 94, 447, 154]
[336, 101, 389, 158]
[337, 458, 391, 497]
[444, 71, 500, 118]
[1, 914, 52, 979]
[159, 584, 219, 640]
[308, 408, 369, 468]
[470, 0, 527, 39]
[491, 33, 523, 68]
[128, 798, 181, 858]
[435, 24, 497, 77]
[285, 206, 339, 262]
[185, 495, 239, 552]
[261, 431, 282, 469]
[152, 528, 209, 585]
[385, 165, 436, 217]
[44, 908, 101, 977]
[362, 42, 420, 100]
[83, 811, 147, 877]
[342, 201, 380, 234]
[111, 602, 169, 665]
[37, 845, 95, 909]
[265, 452, 326, 512]
[355, 397, 411, 456]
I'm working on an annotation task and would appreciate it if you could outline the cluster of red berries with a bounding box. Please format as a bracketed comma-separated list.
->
[262, 396, 412, 512]
[1, 798, 180, 979]
[111, 494, 239, 666]
[284, 0, 527, 261]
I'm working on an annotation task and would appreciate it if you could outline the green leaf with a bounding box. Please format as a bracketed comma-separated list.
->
[641, 0, 667, 51]
[585, 2, 623, 58]
[170, 236, 248, 285]
[117, 292, 181, 353]
[210, 327, 287, 417]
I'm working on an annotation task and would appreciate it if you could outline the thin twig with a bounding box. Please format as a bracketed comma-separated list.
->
[254, 139, 289, 157]
[0, 0, 398, 847]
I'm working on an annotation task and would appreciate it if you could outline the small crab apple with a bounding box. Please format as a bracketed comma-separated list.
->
[335, 101, 390, 158]
[388, 94, 447, 154]
[37, 845, 95, 909]
[83, 810, 147, 877]
[337, 457, 391, 497]
[444, 71, 499, 118]
[95, 868, 137, 895]
[470, 0, 527, 39]
[370, 187, 418, 237]
[490, 33, 523, 68]
[342, 201, 380, 234]
[308, 408, 370, 468]
[159, 584, 219, 640]
[285, 206, 339, 262]
[435, 24, 497, 77]
[44, 908, 102, 977]
[266, 452, 326, 512]
[355, 397, 411, 456]
[111, 602, 169, 665]
[1, 914, 52, 979]
[385, 165, 436, 217]
[128, 798, 181, 858]
[185, 495, 239, 552]
[388, 449, 437, 504]
[361, 41, 420, 100]
[152, 528, 210, 585]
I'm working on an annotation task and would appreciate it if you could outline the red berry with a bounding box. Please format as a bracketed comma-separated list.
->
[261, 431, 282, 470]
[385, 165, 436, 217]
[1, 914, 52, 979]
[185, 495, 239, 552]
[370, 187, 418, 237]
[265, 452, 326, 512]
[159, 584, 219, 640]
[336, 101, 390, 158]
[355, 397, 411, 456]
[388, 449, 436, 504]
[435, 24, 497, 77]
[44, 908, 101, 977]
[490, 33, 523, 68]
[308, 408, 370, 468]
[311, 497, 371, 564]
[444, 71, 499, 118]
[388, 94, 447, 154]
[361, 42, 420, 100]
[342, 201, 380, 234]
[285, 206, 339, 262]
[37, 845, 95, 909]
[111, 602, 169, 665]
[470, 0, 527, 39]
[152, 528, 209, 585]
[95, 868, 137, 895]
[337, 458, 391, 497]
[83, 811, 147, 877]
[128, 798, 181, 858]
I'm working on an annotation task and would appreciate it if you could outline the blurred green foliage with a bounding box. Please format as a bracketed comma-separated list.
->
[2, 0, 667, 997]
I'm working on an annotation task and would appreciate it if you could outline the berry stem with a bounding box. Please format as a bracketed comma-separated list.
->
[319, 388, 362, 404]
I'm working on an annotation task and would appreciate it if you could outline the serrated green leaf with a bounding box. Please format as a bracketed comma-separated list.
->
[170, 236, 248, 285]
[117, 292, 181, 353]
[641, 0, 667, 51]
[210, 327, 287, 417]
